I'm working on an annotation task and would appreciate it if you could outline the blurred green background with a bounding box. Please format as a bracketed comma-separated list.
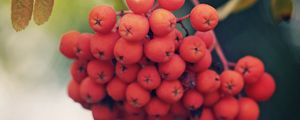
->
[0, 0, 300, 120]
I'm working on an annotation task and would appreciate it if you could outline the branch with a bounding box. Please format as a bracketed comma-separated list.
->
[177, 21, 190, 37]
[212, 31, 230, 70]
[176, 14, 190, 22]
[191, 0, 199, 5]
[217, 0, 241, 20]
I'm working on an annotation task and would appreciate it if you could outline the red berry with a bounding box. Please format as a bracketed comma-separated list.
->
[124, 113, 146, 120]
[124, 101, 144, 115]
[137, 65, 161, 90]
[235, 56, 265, 84]
[106, 77, 127, 101]
[237, 97, 260, 120]
[158, 0, 185, 11]
[119, 14, 149, 42]
[114, 38, 143, 64]
[183, 89, 204, 110]
[87, 60, 114, 84]
[145, 97, 171, 118]
[196, 69, 221, 93]
[188, 50, 212, 72]
[89, 5, 116, 33]
[90, 32, 120, 61]
[116, 62, 140, 83]
[190, 4, 219, 32]
[70, 60, 88, 83]
[245, 73, 276, 101]
[149, 9, 176, 36]
[213, 96, 239, 120]
[194, 30, 216, 49]
[156, 80, 184, 104]
[220, 70, 244, 95]
[59, 31, 80, 59]
[126, 0, 155, 14]
[155, 29, 184, 50]
[159, 54, 186, 80]
[126, 82, 151, 107]
[92, 104, 117, 120]
[198, 108, 215, 120]
[67, 80, 83, 103]
[203, 91, 220, 107]
[170, 102, 189, 119]
[145, 39, 175, 63]
[180, 37, 207, 63]
[79, 77, 106, 103]
[75, 33, 94, 60]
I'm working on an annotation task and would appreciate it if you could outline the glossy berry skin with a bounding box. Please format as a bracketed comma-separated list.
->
[246, 73, 276, 101]
[137, 65, 161, 90]
[67, 80, 83, 103]
[158, 0, 185, 11]
[203, 91, 220, 107]
[213, 96, 239, 120]
[126, 82, 151, 107]
[220, 70, 244, 95]
[92, 104, 117, 120]
[194, 30, 216, 49]
[79, 77, 106, 103]
[156, 80, 184, 104]
[196, 69, 221, 93]
[237, 97, 260, 120]
[149, 9, 176, 36]
[188, 50, 212, 72]
[70, 60, 88, 83]
[90, 32, 120, 61]
[145, 97, 171, 118]
[235, 56, 265, 84]
[114, 38, 143, 64]
[126, 0, 154, 14]
[75, 33, 94, 60]
[199, 108, 215, 120]
[180, 36, 207, 63]
[106, 77, 128, 101]
[116, 62, 140, 83]
[158, 54, 186, 80]
[119, 14, 149, 42]
[87, 60, 114, 84]
[59, 31, 80, 59]
[190, 4, 219, 32]
[145, 39, 175, 63]
[89, 5, 116, 33]
[183, 89, 204, 110]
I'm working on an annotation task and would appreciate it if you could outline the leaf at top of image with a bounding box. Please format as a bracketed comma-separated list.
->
[271, 0, 293, 22]
[33, 0, 54, 25]
[11, 0, 34, 31]
[233, 0, 257, 13]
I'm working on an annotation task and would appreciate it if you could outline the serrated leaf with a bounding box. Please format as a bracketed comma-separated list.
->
[33, 0, 54, 25]
[11, 0, 34, 31]
[271, 0, 293, 22]
[233, 0, 257, 13]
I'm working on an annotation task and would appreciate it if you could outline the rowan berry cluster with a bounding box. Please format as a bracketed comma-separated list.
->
[59, 0, 276, 120]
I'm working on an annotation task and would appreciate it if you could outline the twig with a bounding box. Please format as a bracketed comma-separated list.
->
[191, 0, 199, 5]
[178, 21, 190, 37]
[212, 31, 230, 70]
[116, 10, 132, 16]
[217, 0, 241, 20]
[176, 14, 190, 22]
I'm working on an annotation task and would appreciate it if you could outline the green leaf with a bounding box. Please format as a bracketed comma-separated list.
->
[113, 0, 127, 11]
[271, 0, 293, 22]
[33, 0, 54, 25]
[11, 0, 34, 31]
[233, 0, 257, 13]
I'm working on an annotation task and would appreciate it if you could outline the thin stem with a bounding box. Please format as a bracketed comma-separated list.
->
[150, 2, 159, 12]
[116, 10, 132, 16]
[178, 21, 190, 36]
[176, 14, 190, 22]
[191, 0, 199, 5]
[212, 31, 230, 70]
